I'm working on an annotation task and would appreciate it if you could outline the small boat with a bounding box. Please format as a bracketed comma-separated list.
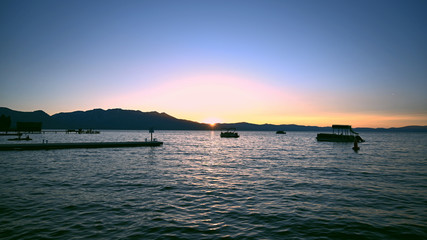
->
[220, 128, 239, 138]
[317, 125, 364, 142]
[66, 129, 100, 134]
[276, 130, 286, 134]
[84, 129, 100, 134]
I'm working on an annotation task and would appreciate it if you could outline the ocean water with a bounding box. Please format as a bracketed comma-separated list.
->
[0, 131, 426, 239]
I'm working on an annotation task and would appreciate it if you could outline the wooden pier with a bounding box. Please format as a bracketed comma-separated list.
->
[0, 141, 163, 151]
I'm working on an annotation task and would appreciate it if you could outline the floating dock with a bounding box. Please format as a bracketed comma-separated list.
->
[0, 141, 163, 151]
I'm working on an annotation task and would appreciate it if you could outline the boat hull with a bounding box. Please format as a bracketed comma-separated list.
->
[316, 133, 360, 142]
[220, 133, 239, 138]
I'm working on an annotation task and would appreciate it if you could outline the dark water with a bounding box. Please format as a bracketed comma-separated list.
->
[1, 131, 426, 239]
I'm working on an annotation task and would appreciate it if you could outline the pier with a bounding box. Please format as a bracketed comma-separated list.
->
[0, 141, 163, 151]
[1, 129, 101, 135]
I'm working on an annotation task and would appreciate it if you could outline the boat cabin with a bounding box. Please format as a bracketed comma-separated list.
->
[331, 125, 356, 135]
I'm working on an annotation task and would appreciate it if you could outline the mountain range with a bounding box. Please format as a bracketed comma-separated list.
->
[1, 107, 426, 132]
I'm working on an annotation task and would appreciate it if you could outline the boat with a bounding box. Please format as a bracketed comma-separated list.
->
[276, 130, 286, 134]
[66, 129, 100, 134]
[220, 128, 239, 138]
[316, 125, 364, 142]
[84, 129, 100, 134]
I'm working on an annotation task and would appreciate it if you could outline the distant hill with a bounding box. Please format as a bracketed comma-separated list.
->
[0, 107, 210, 130]
[49, 108, 211, 130]
[216, 122, 330, 132]
[355, 126, 427, 132]
[1, 107, 426, 132]
[0, 107, 51, 128]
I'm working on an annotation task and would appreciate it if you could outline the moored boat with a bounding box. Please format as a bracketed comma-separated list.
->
[317, 125, 364, 142]
[220, 128, 239, 138]
[276, 130, 286, 134]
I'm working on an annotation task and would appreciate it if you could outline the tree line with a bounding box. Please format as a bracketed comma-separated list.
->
[0, 114, 11, 131]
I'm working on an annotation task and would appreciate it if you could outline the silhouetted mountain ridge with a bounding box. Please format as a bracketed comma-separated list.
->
[0, 107, 51, 123]
[0, 107, 209, 130]
[50, 108, 209, 130]
[216, 122, 329, 131]
[1, 107, 426, 132]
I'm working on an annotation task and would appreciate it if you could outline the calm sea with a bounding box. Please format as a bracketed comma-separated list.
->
[0, 131, 426, 239]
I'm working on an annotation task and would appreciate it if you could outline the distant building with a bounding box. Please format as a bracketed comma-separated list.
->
[17, 122, 42, 132]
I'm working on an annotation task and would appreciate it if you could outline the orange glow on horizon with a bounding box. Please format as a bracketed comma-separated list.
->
[253, 112, 427, 128]
[99, 72, 427, 128]
[115, 72, 317, 122]
[202, 117, 222, 126]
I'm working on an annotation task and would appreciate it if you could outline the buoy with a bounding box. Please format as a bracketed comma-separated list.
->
[352, 138, 360, 151]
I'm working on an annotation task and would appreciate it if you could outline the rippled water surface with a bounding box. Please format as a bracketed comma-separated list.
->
[1, 131, 426, 239]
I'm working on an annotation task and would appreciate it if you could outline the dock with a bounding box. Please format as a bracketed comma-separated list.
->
[0, 141, 163, 151]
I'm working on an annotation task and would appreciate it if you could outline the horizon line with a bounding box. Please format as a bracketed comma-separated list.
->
[1, 106, 426, 129]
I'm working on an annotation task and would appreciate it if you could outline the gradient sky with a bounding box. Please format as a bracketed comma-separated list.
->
[1, 0, 426, 127]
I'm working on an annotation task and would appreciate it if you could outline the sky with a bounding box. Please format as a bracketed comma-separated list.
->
[1, 0, 426, 127]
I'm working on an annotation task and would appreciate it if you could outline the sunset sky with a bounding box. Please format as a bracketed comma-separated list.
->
[1, 0, 426, 127]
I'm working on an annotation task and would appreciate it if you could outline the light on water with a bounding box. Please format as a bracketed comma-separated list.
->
[0, 131, 426, 239]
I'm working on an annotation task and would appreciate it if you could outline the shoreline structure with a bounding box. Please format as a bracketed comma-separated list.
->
[0, 141, 163, 151]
